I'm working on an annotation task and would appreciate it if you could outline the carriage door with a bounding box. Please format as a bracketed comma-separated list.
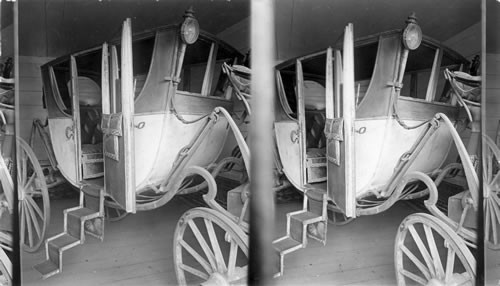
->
[274, 63, 305, 189]
[325, 24, 356, 218]
[101, 19, 136, 213]
[69, 56, 83, 183]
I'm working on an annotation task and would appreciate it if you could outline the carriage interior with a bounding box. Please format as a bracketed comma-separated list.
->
[277, 37, 466, 187]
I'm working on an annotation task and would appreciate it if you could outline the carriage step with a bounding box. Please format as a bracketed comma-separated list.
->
[33, 260, 59, 279]
[272, 236, 303, 277]
[48, 233, 80, 250]
[34, 190, 104, 279]
[66, 207, 101, 241]
[289, 211, 323, 243]
[273, 236, 303, 253]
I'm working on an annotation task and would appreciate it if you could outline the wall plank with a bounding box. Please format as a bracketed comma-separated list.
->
[18, 56, 54, 160]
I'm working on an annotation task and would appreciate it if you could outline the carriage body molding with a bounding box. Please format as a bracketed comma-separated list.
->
[41, 21, 244, 212]
[274, 27, 468, 217]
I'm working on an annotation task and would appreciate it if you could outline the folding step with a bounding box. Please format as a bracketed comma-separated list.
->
[272, 236, 303, 277]
[289, 211, 323, 244]
[34, 188, 105, 279]
[33, 260, 59, 279]
[273, 188, 329, 277]
[66, 207, 99, 241]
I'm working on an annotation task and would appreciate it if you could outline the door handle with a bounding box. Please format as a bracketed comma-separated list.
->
[65, 126, 74, 140]
[290, 129, 300, 143]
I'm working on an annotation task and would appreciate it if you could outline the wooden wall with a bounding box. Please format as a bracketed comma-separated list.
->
[485, 53, 500, 139]
[18, 56, 53, 161]
[0, 24, 14, 57]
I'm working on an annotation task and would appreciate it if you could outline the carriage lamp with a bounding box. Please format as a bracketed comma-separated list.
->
[180, 7, 200, 45]
[402, 13, 422, 50]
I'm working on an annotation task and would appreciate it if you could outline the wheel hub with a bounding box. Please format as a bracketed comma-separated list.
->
[201, 273, 229, 286]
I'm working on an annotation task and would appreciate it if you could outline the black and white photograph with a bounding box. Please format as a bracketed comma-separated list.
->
[0, 0, 499, 285]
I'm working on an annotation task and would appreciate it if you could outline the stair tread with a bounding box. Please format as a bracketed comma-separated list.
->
[33, 260, 59, 278]
[290, 211, 322, 223]
[304, 186, 327, 201]
[49, 233, 80, 249]
[273, 236, 302, 253]
[67, 207, 98, 218]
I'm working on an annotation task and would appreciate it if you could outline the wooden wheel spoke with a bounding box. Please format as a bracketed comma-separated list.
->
[19, 203, 25, 245]
[175, 208, 249, 286]
[187, 220, 217, 271]
[408, 225, 436, 277]
[23, 200, 42, 238]
[23, 172, 36, 191]
[23, 203, 34, 247]
[25, 195, 44, 221]
[179, 263, 210, 280]
[490, 199, 499, 245]
[423, 224, 445, 279]
[179, 239, 212, 275]
[400, 269, 427, 285]
[227, 239, 238, 279]
[485, 200, 492, 242]
[204, 219, 227, 273]
[400, 245, 431, 280]
[21, 153, 27, 186]
[445, 247, 456, 282]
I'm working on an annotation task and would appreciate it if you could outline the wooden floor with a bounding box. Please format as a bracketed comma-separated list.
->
[21, 189, 500, 285]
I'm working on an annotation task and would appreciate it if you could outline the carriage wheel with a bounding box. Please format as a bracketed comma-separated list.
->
[327, 203, 354, 226]
[0, 247, 12, 285]
[174, 207, 248, 285]
[395, 213, 475, 286]
[483, 135, 500, 249]
[104, 197, 128, 222]
[18, 138, 50, 252]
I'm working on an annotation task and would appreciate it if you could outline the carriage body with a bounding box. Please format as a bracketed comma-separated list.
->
[41, 23, 244, 213]
[274, 28, 469, 217]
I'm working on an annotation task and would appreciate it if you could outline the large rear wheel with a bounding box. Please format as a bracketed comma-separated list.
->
[18, 138, 50, 252]
[174, 207, 248, 285]
[483, 135, 500, 249]
[395, 213, 475, 285]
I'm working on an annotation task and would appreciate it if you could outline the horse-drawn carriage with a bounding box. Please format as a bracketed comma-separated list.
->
[269, 14, 496, 285]
[32, 9, 252, 279]
[29, 7, 497, 285]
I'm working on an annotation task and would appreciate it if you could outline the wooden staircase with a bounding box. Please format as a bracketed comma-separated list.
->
[273, 188, 328, 277]
[34, 184, 105, 279]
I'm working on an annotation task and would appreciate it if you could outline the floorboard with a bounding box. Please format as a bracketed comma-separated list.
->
[20, 187, 500, 285]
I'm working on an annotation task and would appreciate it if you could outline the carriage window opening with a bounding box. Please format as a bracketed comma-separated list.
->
[400, 44, 436, 100]
[279, 64, 297, 116]
[178, 38, 212, 94]
[132, 37, 155, 98]
[301, 54, 327, 111]
[73, 52, 103, 147]
[52, 61, 72, 115]
[209, 44, 242, 98]
[435, 52, 464, 103]
[353, 42, 378, 105]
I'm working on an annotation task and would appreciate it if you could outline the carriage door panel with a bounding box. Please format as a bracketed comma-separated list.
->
[274, 121, 302, 188]
[70, 56, 83, 183]
[102, 19, 136, 213]
[326, 24, 356, 218]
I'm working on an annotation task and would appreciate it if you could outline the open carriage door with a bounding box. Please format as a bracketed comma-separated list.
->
[274, 63, 305, 188]
[326, 24, 356, 218]
[101, 19, 136, 213]
[70, 56, 83, 183]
